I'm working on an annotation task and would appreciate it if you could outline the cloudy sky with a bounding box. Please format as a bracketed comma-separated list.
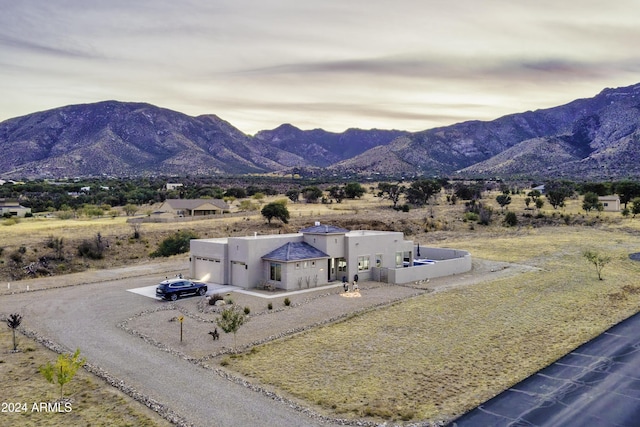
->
[1, 1, 639, 134]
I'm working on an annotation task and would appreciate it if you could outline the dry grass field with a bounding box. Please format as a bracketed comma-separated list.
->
[0, 328, 173, 427]
[223, 224, 640, 423]
[2, 189, 640, 425]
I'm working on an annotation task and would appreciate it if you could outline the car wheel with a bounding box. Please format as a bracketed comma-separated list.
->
[170, 293, 178, 301]
[198, 288, 206, 296]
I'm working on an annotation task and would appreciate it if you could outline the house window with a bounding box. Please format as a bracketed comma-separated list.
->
[270, 263, 282, 281]
[358, 256, 370, 271]
[375, 254, 383, 268]
[337, 258, 347, 272]
[295, 262, 300, 270]
[395, 252, 403, 268]
[303, 261, 308, 269]
[311, 260, 316, 267]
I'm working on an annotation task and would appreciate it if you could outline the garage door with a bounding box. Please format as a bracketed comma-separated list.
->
[194, 257, 222, 284]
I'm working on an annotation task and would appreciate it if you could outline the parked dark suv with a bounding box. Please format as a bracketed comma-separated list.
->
[156, 278, 207, 301]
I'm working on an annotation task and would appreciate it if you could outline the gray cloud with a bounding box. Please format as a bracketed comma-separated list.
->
[1, 0, 639, 132]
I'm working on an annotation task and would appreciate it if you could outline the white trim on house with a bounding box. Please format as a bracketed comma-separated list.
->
[189, 223, 471, 290]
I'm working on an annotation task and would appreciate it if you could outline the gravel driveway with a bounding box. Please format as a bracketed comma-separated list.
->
[3, 259, 330, 426]
[1, 257, 529, 426]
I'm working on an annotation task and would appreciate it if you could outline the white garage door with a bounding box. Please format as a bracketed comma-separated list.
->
[194, 257, 222, 284]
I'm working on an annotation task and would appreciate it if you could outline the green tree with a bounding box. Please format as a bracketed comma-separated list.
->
[545, 182, 573, 209]
[286, 189, 300, 203]
[455, 182, 483, 201]
[496, 193, 512, 211]
[583, 250, 611, 280]
[631, 197, 640, 217]
[6, 313, 22, 351]
[261, 202, 290, 224]
[224, 187, 247, 199]
[344, 182, 365, 199]
[377, 182, 404, 209]
[503, 211, 518, 227]
[301, 186, 323, 203]
[151, 230, 198, 257]
[582, 192, 603, 213]
[406, 179, 442, 207]
[327, 186, 346, 203]
[39, 349, 86, 398]
[614, 181, 640, 209]
[216, 306, 247, 352]
[123, 204, 138, 216]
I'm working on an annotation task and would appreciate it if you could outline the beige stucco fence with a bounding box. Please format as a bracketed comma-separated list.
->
[372, 247, 472, 284]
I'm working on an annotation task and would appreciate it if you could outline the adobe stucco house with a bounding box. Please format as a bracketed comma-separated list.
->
[599, 195, 621, 212]
[0, 199, 31, 217]
[159, 199, 229, 217]
[189, 223, 471, 290]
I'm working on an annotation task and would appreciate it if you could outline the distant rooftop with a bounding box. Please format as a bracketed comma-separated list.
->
[262, 242, 330, 262]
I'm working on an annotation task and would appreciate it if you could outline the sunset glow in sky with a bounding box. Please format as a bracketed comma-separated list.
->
[1, 1, 639, 134]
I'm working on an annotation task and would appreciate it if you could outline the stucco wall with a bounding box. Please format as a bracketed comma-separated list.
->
[378, 248, 472, 284]
[277, 259, 328, 291]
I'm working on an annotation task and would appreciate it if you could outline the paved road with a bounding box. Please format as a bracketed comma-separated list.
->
[3, 269, 328, 427]
[450, 312, 640, 427]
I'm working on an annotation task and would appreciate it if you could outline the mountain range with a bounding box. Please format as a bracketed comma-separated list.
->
[1, 82, 639, 180]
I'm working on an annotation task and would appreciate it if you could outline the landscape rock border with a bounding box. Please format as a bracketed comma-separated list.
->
[117, 285, 445, 426]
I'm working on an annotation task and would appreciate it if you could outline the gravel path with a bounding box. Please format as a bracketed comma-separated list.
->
[1, 257, 533, 427]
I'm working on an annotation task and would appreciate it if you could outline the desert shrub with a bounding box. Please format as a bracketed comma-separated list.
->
[9, 250, 23, 264]
[77, 241, 103, 260]
[463, 212, 479, 222]
[150, 230, 198, 257]
[465, 200, 492, 224]
[57, 211, 75, 220]
[2, 218, 19, 226]
[284, 297, 291, 306]
[2, 212, 12, 219]
[224, 297, 234, 305]
[24, 212, 33, 218]
[208, 294, 224, 305]
[243, 306, 251, 315]
[478, 206, 493, 225]
[267, 302, 273, 310]
[503, 211, 518, 226]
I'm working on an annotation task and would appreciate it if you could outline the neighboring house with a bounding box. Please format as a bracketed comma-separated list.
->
[166, 183, 184, 191]
[0, 199, 31, 217]
[599, 195, 621, 212]
[159, 199, 229, 217]
[189, 222, 471, 290]
[531, 185, 545, 194]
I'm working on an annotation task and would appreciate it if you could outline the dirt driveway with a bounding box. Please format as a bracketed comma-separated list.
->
[1, 257, 533, 426]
